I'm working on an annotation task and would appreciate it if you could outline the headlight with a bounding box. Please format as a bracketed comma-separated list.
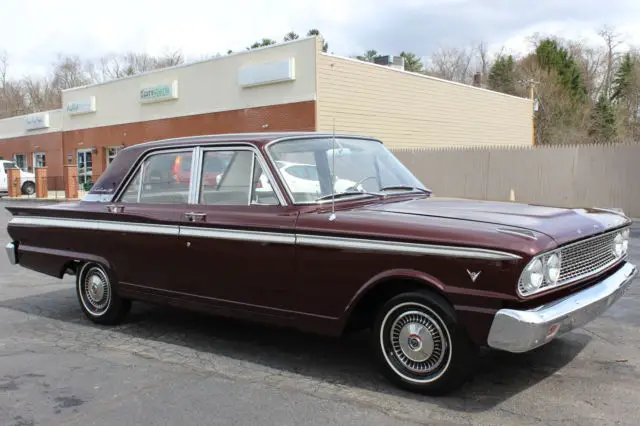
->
[545, 253, 561, 284]
[613, 232, 624, 258]
[518, 258, 544, 295]
[518, 250, 563, 296]
[622, 228, 630, 255]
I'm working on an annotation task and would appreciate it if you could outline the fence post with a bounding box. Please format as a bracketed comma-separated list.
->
[35, 167, 48, 198]
[6, 168, 21, 197]
[64, 165, 78, 200]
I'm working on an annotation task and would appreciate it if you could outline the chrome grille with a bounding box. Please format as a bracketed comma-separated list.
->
[557, 229, 622, 285]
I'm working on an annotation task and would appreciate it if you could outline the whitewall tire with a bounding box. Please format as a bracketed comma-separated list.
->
[76, 262, 131, 325]
[372, 291, 478, 395]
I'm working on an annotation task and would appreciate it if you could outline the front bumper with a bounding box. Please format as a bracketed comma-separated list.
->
[5, 242, 17, 265]
[487, 261, 637, 353]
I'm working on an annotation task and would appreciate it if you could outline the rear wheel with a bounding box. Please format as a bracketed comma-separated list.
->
[372, 291, 478, 395]
[76, 262, 131, 325]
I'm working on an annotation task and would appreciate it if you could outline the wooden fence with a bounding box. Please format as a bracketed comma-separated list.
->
[391, 142, 640, 218]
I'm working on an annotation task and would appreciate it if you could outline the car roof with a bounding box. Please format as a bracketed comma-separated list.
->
[116, 132, 382, 159]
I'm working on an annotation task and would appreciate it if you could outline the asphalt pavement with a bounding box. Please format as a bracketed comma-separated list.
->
[1, 201, 639, 426]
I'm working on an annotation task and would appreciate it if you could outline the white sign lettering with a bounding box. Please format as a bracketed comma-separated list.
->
[139, 80, 178, 104]
[25, 113, 50, 131]
[66, 96, 96, 116]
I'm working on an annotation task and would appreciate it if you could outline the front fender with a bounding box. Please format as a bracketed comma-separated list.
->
[343, 268, 448, 318]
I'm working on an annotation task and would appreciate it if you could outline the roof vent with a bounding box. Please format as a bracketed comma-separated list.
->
[373, 55, 405, 71]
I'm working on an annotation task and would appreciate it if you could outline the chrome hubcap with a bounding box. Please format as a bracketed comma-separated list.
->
[390, 310, 447, 373]
[82, 267, 110, 313]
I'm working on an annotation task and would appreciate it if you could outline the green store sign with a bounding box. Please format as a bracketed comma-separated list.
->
[139, 81, 178, 103]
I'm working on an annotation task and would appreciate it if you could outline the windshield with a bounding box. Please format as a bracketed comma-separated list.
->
[267, 137, 426, 203]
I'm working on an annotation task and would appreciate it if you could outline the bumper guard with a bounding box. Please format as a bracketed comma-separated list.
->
[5, 242, 17, 265]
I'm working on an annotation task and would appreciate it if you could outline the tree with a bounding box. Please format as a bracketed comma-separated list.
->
[248, 38, 277, 50]
[399, 51, 423, 73]
[589, 94, 618, 142]
[356, 50, 379, 62]
[284, 31, 299, 42]
[51, 55, 92, 90]
[427, 45, 474, 83]
[598, 26, 623, 99]
[307, 29, 328, 52]
[535, 38, 587, 103]
[611, 52, 635, 102]
[488, 55, 517, 95]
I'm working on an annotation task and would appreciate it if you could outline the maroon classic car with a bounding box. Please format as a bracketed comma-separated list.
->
[4, 132, 636, 395]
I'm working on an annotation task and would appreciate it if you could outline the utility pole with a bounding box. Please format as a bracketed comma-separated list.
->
[519, 79, 540, 145]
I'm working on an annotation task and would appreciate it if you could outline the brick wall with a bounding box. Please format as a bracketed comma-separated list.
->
[62, 101, 316, 178]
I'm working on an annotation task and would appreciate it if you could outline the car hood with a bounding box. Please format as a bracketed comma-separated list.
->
[363, 197, 630, 246]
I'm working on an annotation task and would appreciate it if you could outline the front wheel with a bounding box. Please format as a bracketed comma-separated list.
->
[76, 262, 131, 325]
[372, 291, 478, 395]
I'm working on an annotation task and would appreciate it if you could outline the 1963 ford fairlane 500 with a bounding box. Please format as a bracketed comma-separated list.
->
[4, 132, 636, 395]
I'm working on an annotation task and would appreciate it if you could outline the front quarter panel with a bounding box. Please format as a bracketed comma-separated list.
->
[292, 206, 547, 340]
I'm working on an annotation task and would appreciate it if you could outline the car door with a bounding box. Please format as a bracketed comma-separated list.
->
[177, 146, 299, 313]
[103, 147, 196, 294]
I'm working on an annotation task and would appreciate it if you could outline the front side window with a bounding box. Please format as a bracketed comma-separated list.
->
[120, 150, 193, 204]
[198, 150, 278, 206]
[267, 137, 426, 203]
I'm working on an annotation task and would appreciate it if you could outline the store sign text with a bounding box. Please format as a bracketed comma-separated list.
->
[139, 81, 179, 104]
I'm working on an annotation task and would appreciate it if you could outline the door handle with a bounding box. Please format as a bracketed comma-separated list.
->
[185, 212, 206, 222]
[107, 204, 124, 213]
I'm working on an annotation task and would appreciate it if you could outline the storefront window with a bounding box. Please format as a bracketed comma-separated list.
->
[14, 154, 26, 171]
[34, 152, 46, 168]
[106, 146, 121, 166]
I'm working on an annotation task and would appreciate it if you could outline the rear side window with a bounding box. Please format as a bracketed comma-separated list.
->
[120, 150, 194, 204]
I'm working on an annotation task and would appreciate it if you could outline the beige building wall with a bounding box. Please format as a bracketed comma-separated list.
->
[0, 110, 63, 139]
[62, 37, 319, 131]
[392, 143, 640, 217]
[316, 54, 534, 149]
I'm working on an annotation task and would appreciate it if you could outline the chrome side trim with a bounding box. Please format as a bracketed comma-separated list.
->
[488, 261, 637, 353]
[9, 216, 523, 260]
[295, 234, 522, 260]
[180, 226, 296, 244]
[9, 217, 178, 236]
[5, 242, 17, 265]
[496, 228, 538, 240]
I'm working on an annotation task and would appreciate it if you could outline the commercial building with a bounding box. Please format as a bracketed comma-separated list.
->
[0, 36, 533, 188]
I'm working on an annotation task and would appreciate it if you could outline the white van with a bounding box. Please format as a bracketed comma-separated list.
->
[0, 160, 36, 196]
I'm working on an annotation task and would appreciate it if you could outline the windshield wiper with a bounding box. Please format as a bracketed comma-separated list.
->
[379, 185, 432, 195]
[314, 190, 385, 202]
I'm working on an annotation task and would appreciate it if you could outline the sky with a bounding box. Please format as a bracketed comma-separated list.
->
[1, 0, 639, 79]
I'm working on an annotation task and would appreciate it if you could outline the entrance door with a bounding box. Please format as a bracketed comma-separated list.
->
[77, 149, 93, 187]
